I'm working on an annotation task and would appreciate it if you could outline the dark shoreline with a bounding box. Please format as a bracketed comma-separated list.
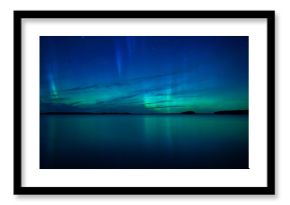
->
[40, 110, 248, 116]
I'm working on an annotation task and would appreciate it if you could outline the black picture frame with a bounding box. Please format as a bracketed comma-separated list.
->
[14, 10, 275, 195]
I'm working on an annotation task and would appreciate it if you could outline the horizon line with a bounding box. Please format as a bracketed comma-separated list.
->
[40, 110, 249, 115]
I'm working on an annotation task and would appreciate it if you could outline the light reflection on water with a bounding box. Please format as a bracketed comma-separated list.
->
[40, 115, 248, 169]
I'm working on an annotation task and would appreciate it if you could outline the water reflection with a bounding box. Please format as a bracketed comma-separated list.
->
[40, 115, 248, 169]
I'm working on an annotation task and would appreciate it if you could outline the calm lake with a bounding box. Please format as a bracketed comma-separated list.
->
[40, 115, 248, 169]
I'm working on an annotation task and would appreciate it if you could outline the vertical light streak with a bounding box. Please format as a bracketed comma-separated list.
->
[165, 76, 172, 113]
[48, 73, 58, 98]
[115, 40, 122, 78]
[126, 36, 134, 57]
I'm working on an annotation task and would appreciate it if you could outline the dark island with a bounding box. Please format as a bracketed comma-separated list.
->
[214, 110, 248, 115]
[180, 111, 196, 115]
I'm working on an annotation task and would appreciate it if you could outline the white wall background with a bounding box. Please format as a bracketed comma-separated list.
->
[0, 0, 287, 204]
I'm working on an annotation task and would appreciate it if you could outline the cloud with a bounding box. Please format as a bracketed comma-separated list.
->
[40, 102, 84, 113]
[43, 69, 193, 98]
[150, 105, 187, 109]
[144, 100, 172, 105]
[96, 93, 140, 105]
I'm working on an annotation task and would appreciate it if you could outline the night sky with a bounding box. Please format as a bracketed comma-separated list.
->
[40, 36, 248, 114]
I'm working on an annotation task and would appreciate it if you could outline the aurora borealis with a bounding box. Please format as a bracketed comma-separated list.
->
[40, 36, 248, 114]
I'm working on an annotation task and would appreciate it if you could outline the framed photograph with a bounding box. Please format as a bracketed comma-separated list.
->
[14, 11, 275, 195]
